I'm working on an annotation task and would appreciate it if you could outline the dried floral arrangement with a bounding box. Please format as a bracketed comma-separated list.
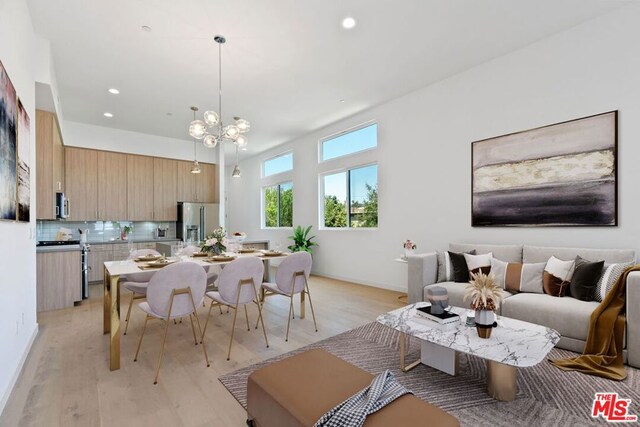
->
[463, 271, 504, 311]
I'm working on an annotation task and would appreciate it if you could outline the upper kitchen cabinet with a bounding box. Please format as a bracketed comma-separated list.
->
[176, 160, 197, 202]
[36, 110, 65, 219]
[65, 147, 98, 221]
[127, 155, 154, 220]
[153, 157, 178, 221]
[98, 151, 127, 220]
[196, 163, 217, 203]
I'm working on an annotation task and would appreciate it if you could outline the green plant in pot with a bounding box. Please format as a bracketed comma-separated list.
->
[287, 225, 317, 254]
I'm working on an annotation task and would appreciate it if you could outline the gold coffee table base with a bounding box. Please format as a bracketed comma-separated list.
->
[486, 360, 518, 401]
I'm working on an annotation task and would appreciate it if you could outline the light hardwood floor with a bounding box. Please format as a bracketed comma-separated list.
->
[1, 275, 404, 426]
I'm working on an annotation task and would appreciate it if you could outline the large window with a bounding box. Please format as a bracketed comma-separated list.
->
[263, 152, 293, 177]
[264, 182, 293, 228]
[321, 123, 377, 161]
[322, 164, 377, 228]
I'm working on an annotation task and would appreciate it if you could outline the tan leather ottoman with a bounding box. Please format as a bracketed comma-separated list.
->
[247, 349, 459, 427]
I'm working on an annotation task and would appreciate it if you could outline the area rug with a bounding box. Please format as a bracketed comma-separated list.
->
[219, 322, 640, 426]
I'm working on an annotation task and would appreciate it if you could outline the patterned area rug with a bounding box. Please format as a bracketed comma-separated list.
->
[219, 322, 639, 426]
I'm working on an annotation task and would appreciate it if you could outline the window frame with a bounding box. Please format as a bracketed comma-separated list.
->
[318, 121, 378, 164]
[262, 150, 294, 178]
[262, 180, 294, 229]
[319, 162, 378, 231]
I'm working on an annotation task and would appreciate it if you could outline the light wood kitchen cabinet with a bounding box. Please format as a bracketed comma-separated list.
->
[88, 244, 112, 283]
[196, 163, 218, 203]
[153, 158, 178, 221]
[98, 151, 127, 220]
[36, 110, 65, 219]
[37, 250, 82, 312]
[126, 155, 154, 220]
[176, 160, 197, 202]
[65, 147, 98, 221]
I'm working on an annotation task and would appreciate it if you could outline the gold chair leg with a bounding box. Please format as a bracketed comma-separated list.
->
[201, 300, 215, 343]
[188, 294, 210, 368]
[227, 306, 239, 361]
[123, 291, 136, 335]
[219, 304, 223, 314]
[252, 286, 269, 348]
[305, 279, 318, 332]
[154, 318, 171, 384]
[285, 294, 294, 342]
[188, 313, 198, 345]
[244, 305, 250, 331]
[134, 315, 149, 361]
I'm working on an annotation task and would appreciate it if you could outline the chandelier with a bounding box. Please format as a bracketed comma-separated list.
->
[188, 35, 250, 149]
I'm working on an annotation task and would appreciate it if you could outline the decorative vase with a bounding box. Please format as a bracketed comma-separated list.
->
[404, 248, 415, 258]
[475, 309, 495, 339]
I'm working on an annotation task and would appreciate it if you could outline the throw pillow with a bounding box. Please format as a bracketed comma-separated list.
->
[490, 258, 545, 293]
[449, 251, 473, 283]
[594, 262, 634, 302]
[464, 252, 493, 275]
[543, 256, 575, 297]
[437, 250, 476, 282]
[569, 256, 604, 302]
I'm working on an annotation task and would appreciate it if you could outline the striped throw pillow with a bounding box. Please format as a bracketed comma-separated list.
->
[594, 262, 633, 302]
[490, 258, 545, 294]
[436, 250, 475, 282]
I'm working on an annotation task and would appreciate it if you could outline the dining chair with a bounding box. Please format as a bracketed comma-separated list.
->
[133, 262, 209, 384]
[259, 251, 317, 342]
[122, 249, 161, 335]
[182, 244, 223, 310]
[201, 257, 269, 360]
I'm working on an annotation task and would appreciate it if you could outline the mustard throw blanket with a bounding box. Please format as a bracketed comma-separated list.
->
[550, 265, 640, 381]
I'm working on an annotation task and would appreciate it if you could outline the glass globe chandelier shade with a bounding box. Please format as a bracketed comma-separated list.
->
[224, 124, 240, 139]
[235, 134, 248, 147]
[203, 134, 218, 148]
[203, 110, 220, 127]
[189, 120, 207, 139]
[235, 118, 250, 133]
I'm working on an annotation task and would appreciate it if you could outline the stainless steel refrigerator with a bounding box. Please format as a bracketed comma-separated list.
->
[177, 202, 220, 243]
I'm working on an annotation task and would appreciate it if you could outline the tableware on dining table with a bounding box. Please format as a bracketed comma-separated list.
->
[143, 258, 177, 268]
[261, 250, 283, 257]
[239, 248, 256, 254]
[209, 255, 237, 262]
[135, 254, 162, 262]
[191, 252, 209, 257]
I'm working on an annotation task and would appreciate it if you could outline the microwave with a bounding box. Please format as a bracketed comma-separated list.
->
[56, 192, 69, 219]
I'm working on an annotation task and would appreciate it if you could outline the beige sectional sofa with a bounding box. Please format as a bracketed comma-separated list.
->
[407, 243, 639, 368]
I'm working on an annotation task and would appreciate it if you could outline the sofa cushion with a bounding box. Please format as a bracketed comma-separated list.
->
[543, 256, 575, 297]
[424, 282, 512, 315]
[437, 250, 475, 283]
[464, 252, 493, 275]
[490, 258, 545, 293]
[450, 243, 522, 263]
[570, 256, 605, 301]
[594, 262, 634, 302]
[501, 293, 599, 341]
[523, 245, 635, 264]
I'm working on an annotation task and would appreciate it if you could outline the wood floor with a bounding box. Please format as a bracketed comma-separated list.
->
[1, 275, 404, 426]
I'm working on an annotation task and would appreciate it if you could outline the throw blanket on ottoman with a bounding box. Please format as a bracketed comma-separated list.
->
[313, 370, 411, 427]
[551, 265, 640, 380]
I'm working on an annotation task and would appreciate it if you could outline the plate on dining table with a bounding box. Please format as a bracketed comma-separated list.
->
[239, 248, 256, 254]
[261, 250, 284, 257]
[209, 255, 237, 262]
[135, 254, 162, 262]
[143, 259, 176, 268]
[191, 252, 208, 258]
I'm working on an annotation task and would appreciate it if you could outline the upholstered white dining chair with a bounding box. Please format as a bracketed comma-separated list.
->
[133, 262, 209, 384]
[182, 244, 222, 309]
[201, 257, 269, 360]
[122, 249, 161, 335]
[259, 251, 317, 341]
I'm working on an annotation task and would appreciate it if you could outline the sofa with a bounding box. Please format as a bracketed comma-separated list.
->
[407, 243, 639, 369]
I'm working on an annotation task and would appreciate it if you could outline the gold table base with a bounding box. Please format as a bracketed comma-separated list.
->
[486, 360, 518, 401]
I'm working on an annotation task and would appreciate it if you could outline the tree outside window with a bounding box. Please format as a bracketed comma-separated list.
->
[264, 182, 293, 228]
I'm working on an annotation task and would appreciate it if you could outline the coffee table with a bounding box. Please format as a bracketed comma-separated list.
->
[377, 302, 560, 401]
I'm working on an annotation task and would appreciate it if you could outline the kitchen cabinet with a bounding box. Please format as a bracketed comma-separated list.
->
[65, 147, 98, 221]
[196, 163, 218, 203]
[153, 158, 178, 221]
[37, 251, 82, 312]
[88, 244, 113, 283]
[176, 160, 197, 202]
[127, 155, 154, 220]
[98, 151, 127, 220]
[36, 110, 65, 219]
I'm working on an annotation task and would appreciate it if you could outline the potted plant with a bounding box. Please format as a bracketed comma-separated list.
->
[119, 224, 133, 240]
[463, 271, 504, 338]
[201, 227, 227, 255]
[287, 225, 317, 254]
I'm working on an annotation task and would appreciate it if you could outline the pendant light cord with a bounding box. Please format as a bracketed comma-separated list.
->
[218, 40, 223, 134]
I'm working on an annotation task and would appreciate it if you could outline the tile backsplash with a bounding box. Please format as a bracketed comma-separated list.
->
[36, 221, 177, 243]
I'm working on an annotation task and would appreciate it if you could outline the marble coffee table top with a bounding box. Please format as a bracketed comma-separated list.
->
[377, 302, 560, 368]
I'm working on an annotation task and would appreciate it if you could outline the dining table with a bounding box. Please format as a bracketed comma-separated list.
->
[102, 252, 291, 371]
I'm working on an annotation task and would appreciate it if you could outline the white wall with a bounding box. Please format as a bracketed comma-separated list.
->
[228, 4, 640, 292]
[0, 0, 39, 414]
[63, 120, 218, 163]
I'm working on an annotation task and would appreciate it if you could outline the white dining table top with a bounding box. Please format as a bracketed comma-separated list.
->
[104, 252, 288, 277]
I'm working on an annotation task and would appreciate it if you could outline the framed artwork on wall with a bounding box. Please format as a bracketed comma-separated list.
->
[472, 111, 617, 227]
[17, 98, 30, 222]
[0, 60, 17, 221]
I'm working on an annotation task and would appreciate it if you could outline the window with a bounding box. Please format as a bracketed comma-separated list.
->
[322, 164, 377, 228]
[264, 182, 293, 228]
[321, 123, 377, 161]
[263, 152, 293, 177]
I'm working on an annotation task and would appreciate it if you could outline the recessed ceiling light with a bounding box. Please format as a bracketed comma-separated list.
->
[342, 17, 356, 29]
[103, 112, 113, 118]
[108, 88, 120, 94]
[141, 25, 152, 32]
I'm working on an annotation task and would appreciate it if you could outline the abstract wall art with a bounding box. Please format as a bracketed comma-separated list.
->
[17, 98, 30, 222]
[0, 60, 17, 221]
[472, 111, 617, 227]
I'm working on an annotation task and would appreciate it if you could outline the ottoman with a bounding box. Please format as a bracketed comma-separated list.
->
[247, 349, 459, 427]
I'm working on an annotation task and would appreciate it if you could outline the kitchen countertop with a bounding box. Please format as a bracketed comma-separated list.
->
[36, 246, 83, 253]
[85, 238, 180, 245]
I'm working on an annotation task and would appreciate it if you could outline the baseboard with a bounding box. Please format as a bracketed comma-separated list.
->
[312, 271, 406, 293]
[0, 324, 39, 416]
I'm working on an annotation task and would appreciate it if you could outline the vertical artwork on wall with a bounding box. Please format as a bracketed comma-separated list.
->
[17, 98, 30, 222]
[0, 60, 17, 221]
[472, 111, 617, 227]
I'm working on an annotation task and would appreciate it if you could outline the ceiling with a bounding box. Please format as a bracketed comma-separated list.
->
[28, 0, 631, 158]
